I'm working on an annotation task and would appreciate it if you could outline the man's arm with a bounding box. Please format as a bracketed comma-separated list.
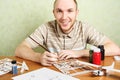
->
[15, 40, 58, 66]
[103, 38, 120, 56]
[15, 40, 41, 63]
[58, 38, 120, 60]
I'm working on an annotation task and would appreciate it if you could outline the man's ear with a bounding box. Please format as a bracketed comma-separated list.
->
[53, 9, 54, 14]
[76, 9, 79, 15]
[53, 10, 54, 14]
[53, 9, 56, 17]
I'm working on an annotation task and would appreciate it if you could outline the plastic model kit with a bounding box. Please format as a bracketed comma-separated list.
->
[53, 59, 100, 76]
[0, 58, 23, 75]
[0, 58, 13, 75]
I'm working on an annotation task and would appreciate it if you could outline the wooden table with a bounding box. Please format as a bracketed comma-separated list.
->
[0, 56, 120, 80]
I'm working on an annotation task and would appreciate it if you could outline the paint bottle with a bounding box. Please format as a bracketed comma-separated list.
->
[89, 50, 93, 63]
[93, 48, 101, 65]
[98, 45, 105, 60]
[11, 60, 18, 75]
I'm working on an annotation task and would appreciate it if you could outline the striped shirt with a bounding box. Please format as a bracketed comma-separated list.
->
[25, 20, 107, 53]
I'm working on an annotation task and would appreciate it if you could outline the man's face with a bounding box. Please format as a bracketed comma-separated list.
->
[53, 0, 79, 33]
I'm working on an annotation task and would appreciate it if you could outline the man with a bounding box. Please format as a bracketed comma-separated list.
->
[15, 0, 120, 66]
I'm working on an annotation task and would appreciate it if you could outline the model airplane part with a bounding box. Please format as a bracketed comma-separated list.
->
[22, 61, 29, 70]
[92, 70, 104, 76]
[102, 62, 120, 73]
[20, 61, 29, 73]
[70, 70, 93, 76]
[76, 60, 100, 68]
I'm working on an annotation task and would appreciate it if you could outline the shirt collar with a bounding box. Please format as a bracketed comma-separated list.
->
[56, 20, 78, 38]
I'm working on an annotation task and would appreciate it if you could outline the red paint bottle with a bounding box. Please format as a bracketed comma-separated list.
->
[93, 48, 101, 65]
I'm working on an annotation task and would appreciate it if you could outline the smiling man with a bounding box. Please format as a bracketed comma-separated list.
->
[53, 0, 78, 33]
[15, 0, 120, 66]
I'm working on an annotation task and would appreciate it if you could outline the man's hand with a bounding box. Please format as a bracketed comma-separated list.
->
[58, 50, 81, 60]
[40, 51, 58, 66]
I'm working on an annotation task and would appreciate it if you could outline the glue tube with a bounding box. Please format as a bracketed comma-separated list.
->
[11, 60, 18, 75]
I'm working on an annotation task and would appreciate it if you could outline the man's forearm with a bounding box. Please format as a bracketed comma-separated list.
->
[15, 45, 41, 63]
[104, 43, 120, 56]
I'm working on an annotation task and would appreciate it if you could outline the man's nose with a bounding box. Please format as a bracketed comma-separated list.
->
[62, 12, 67, 19]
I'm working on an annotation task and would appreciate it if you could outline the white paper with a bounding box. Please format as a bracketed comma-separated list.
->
[12, 67, 79, 80]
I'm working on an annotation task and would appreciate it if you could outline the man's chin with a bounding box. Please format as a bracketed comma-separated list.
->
[61, 27, 72, 33]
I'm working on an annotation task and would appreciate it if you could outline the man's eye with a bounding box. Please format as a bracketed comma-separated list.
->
[68, 9, 74, 12]
[56, 10, 62, 13]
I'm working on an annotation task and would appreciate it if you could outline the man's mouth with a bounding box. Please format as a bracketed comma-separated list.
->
[61, 21, 70, 27]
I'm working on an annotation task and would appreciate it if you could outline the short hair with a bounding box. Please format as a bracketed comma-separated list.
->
[54, 0, 78, 9]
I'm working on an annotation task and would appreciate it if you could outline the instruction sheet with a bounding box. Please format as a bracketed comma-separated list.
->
[12, 67, 79, 80]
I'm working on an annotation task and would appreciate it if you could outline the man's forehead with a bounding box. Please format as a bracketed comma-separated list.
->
[54, 0, 76, 9]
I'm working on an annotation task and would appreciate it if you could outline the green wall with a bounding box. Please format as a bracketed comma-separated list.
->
[0, 0, 120, 56]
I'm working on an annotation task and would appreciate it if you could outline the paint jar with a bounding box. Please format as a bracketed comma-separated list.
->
[93, 48, 101, 65]
[11, 60, 18, 75]
[98, 45, 105, 60]
[89, 50, 93, 63]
